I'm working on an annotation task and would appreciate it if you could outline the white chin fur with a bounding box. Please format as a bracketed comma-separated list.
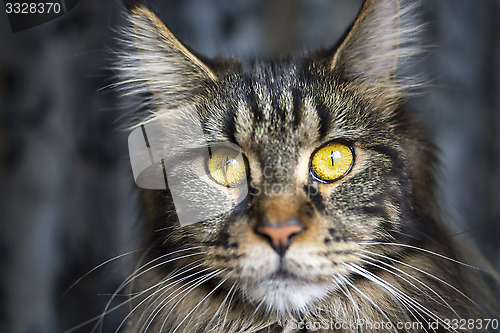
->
[245, 278, 331, 315]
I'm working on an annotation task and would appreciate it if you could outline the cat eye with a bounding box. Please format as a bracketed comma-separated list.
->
[310, 142, 354, 182]
[207, 147, 248, 187]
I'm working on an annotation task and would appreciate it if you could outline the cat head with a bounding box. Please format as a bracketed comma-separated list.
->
[120, 0, 437, 319]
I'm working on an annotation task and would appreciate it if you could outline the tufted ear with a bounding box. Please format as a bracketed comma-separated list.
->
[119, 1, 217, 108]
[329, 0, 416, 104]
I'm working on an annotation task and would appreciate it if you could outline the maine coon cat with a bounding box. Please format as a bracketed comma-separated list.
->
[113, 0, 499, 332]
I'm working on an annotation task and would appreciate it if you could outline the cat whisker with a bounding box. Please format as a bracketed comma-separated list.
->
[135, 272, 206, 333]
[358, 266, 435, 332]
[94, 250, 206, 329]
[60, 249, 144, 307]
[252, 299, 273, 330]
[219, 283, 238, 333]
[113, 261, 203, 330]
[346, 263, 428, 333]
[64, 249, 164, 333]
[341, 276, 398, 333]
[345, 263, 460, 333]
[361, 242, 498, 276]
[158, 269, 228, 332]
[107, 260, 206, 333]
[337, 275, 363, 332]
[360, 249, 476, 307]
[171, 269, 232, 333]
[145, 269, 224, 333]
[121, 246, 205, 296]
[121, 250, 206, 295]
[205, 282, 237, 331]
[357, 257, 461, 332]
[133, 267, 215, 333]
[357, 255, 459, 317]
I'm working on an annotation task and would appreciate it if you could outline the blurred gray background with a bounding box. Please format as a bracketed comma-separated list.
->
[0, 0, 499, 332]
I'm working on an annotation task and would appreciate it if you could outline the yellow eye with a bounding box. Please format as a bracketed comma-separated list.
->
[207, 148, 248, 187]
[311, 142, 354, 182]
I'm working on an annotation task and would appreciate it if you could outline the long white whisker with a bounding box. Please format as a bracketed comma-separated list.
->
[205, 282, 237, 331]
[358, 256, 452, 312]
[92, 250, 206, 332]
[359, 256, 456, 332]
[346, 263, 432, 333]
[122, 251, 206, 295]
[147, 269, 222, 333]
[358, 252, 461, 318]
[125, 246, 207, 289]
[61, 249, 144, 306]
[106, 260, 205, 333]
[63, 249, 157, 333]
[171, 269, 231, 333]
[219, 283, 238, 333]
[362, 242, 497, 275]
[136, 267, 215, 333]
[341, 277, 398, 333]
[347, 264, 428, 333]
[123, 265, 212, 333]
[360, 249, 476, 306]
[337, 276, 363, 333]
[346, 263, 459, 333]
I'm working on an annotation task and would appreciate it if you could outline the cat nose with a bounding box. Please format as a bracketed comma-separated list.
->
[255, 218, 305, 256]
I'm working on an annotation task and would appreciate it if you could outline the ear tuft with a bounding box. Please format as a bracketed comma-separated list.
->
[121, 0, 149, 12]
[330, 0, 421, 107]
[116, 5, 217, 117]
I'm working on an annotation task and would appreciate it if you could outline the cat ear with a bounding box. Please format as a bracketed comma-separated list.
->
[119, 2, 217, 107]
[330, 0, 414, 101]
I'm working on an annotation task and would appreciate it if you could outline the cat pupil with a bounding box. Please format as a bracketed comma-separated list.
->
[224, 156, 238, 172]
[329, 151, 341, 166]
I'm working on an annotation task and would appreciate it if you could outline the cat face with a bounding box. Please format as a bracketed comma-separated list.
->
[149, 59, 435, 315]
[121, 0, 439, 323]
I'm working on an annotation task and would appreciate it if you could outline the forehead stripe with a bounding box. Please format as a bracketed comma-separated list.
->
[223, 109, 237, 143]
[291, 88, 303, 129]
[314, 100, 333, 139]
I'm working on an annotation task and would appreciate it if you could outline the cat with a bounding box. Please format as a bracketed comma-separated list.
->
[114, 0, 500, 332]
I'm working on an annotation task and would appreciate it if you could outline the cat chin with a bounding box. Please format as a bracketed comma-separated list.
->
[245, 277, 332, 315]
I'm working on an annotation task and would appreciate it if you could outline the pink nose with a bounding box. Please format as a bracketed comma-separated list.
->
[255, 218, 305, 256]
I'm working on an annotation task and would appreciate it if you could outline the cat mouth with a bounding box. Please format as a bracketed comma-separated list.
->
[263, 267, 310, 282]
[245, 267, 332, 314]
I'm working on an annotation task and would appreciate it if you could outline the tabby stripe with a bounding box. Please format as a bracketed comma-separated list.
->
[244, 79, 264, 130]
[305, 184, 327, 212]
[366, 145, 402, 173]
[365, 144, 410, 197]
[361, 205, 391, 221]
[269, 85, 285, 125]
[366, 145, 425, 245]
[291, 88, 303, 129]
[223, 110, 237, 144]
[314, 100, 333, 139]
